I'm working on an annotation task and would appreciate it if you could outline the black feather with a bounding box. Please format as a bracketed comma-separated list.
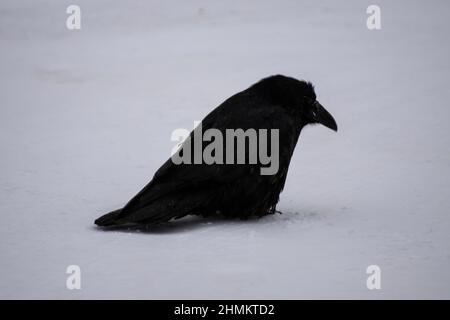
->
[95, 75, 336, 227]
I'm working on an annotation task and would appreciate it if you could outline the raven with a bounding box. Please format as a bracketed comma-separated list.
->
[95, 75, 337, 227]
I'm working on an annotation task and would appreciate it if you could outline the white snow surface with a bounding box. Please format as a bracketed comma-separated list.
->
[1, 0, 450, 299]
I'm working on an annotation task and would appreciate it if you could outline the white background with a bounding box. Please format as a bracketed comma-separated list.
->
[1, 0, 449, 299]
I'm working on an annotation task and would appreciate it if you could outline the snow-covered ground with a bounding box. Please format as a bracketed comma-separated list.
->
[1, 0, 449, 299]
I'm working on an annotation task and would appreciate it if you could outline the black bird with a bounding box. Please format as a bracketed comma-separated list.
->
[95, 75, 337, 227]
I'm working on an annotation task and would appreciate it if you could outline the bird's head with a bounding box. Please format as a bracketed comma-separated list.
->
[257, 75, 338, 132]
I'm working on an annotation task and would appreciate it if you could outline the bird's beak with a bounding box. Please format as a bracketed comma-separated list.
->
[313, 101, 338, 132]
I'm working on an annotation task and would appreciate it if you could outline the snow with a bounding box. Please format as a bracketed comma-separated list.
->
[1, 0, 450, 299]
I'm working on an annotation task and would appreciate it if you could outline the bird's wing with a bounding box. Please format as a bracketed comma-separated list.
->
[117, 91, 288, 218]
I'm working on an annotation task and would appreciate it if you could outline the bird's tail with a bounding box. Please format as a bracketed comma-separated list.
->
[94, 206, 186, 227]
[95, 191, 210, 227]
[95, 208, 123, 227]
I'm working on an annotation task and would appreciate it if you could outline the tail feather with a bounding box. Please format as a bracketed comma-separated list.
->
[95, 208, 123, 227]
[94, 206, 185, 227]
[95, 190, 211, 228]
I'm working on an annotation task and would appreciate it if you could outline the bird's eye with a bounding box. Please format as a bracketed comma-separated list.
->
[302, 96, 314, 105]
